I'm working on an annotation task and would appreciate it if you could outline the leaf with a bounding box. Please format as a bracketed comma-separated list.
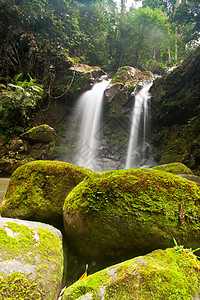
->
[78, 264, 88, 281]
[0, 84, 6, 89]
[31, 86, 43, 96]
[173, 238, 178, 247]
[14, 73, 23, 83]
[191, 247, 200, 253]
[8, 83, 24, 91]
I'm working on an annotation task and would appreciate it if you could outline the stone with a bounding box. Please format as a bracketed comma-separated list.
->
[63, 168, 200, 263]
[0, 158, 25, 175]
[63, 247, 200, 299]
[0, 160, 93, 225]
[177, 174, 200, 185]
[0, 217, 63, 300]
[70, 63, 107, 79]
[21, 124, 56, 143]
[152, 162, 193, 175]
[9, 138, 24, 151]
[104, 83, 122, 103]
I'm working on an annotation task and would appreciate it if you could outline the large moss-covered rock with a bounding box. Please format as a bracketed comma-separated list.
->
[21, 124, 56, 143]
[63, 247, 200, 300]
[0, 160, 92, 224]
[153, 162, 193, 175]
[63, 168, 200, 263]
[0, 217, 63, 300]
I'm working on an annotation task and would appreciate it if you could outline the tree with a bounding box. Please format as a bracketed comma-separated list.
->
[122, 7, 171, 70]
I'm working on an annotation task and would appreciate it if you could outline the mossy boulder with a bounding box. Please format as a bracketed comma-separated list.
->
[63, 168, 200, 263]
[21, 124, 56, 143]
[0, 160, 92, 225]
[105, 66, 154, 105]
[153, 162, 193, 175]
[0, 217, 63, 300]
[63, 247, 200, 300]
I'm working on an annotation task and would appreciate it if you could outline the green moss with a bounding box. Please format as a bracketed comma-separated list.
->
[0, 160, 92, 224]
[63, 266, 111, 300]
[127, 84, 135, 96]
[0, 272, 43, 300]
[63, 168, 200, 261]
[63, 248, 200, 299]
[69, 72, 92, 96]
[0, 221, 63, 299]
[153, 162, 193, 175]
[21, 124, 56, 142]
[111, 66, 131, 85]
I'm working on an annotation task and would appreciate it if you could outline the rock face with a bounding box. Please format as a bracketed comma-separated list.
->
[0, 125, 58, 176]
[63, 247, 200, 300]
[0, 217, 63, 300]
[104, 66, 154, 115]
[150, 46, 200, 174]
[63, 168, 200, 264]
[88, 66, 155, 171]
[0, 160, 92, 225]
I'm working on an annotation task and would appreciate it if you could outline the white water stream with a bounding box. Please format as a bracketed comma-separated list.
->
[125, 83, 152, 169]
[74, 79, 110, 170]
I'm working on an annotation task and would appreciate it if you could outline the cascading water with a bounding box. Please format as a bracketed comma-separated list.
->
[125, 82, 152, 169]
[74, 78, 110, 171]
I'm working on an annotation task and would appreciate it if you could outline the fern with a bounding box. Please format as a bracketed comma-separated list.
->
[0, 73, 44, 134]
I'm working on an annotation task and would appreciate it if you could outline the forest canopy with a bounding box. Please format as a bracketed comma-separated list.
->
[0, 0, 199, 79]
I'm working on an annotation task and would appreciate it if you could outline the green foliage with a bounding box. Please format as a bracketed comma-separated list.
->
[0, 0, 199, 86]
[0, 73, 43, 135]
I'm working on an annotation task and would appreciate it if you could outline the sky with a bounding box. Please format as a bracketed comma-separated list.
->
[115, 0, 142, 10]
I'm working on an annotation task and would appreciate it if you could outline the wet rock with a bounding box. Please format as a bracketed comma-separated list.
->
[9, 138, 24, 151]
[0, 217, 63, 300]
[0, 158, 26, 175]
[63, 247, 200, 299]
[104, 83, 122, 103]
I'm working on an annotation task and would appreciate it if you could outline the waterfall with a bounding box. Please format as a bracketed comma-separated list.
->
[74, 78, 110, 171]
[125, 82, 152, 169]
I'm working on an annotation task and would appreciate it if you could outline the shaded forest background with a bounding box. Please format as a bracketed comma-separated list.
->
[1, 0, 200, 78]
[0, 0, 200, 139]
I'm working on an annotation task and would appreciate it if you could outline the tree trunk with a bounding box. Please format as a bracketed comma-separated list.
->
[175, 26, 178, 63]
